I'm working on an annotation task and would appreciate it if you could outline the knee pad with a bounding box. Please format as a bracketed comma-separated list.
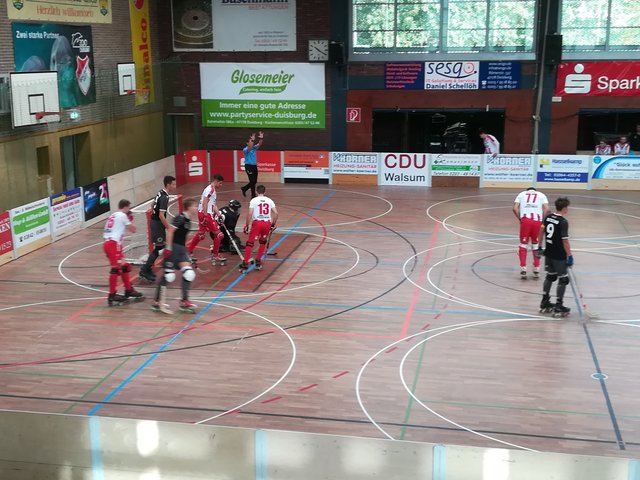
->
[197, 231, 206, 241]
[559, 276, 570, 285]
[246, 240, 254, 248]
[216, 231, 224, 240]
[110, 267, 121, 275]
[545, 273, 558, 283]
[164, 262, 176, 283]
[121, 263, 132, 273]
[258, 237, 267, 245]
[181, 266, 196, 282]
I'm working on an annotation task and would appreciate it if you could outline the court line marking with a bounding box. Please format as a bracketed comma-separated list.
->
[86, 189, 338, 416]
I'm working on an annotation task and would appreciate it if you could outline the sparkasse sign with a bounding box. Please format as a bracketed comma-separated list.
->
[555, 62, 640, 97]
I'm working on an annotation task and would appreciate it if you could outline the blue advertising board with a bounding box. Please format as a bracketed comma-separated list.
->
[385, 63, 425, 90]
[479, 62, 521, 90]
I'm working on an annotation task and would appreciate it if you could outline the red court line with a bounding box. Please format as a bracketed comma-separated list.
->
[261, 396, 282, 404]
[222, 408, 242, 417]
[332, 371, 349, 379]
[385, 346, 398, 354]
[399, 223, 441, 337]
[298, 384, 319, 392]
[1, 206, 329, 370]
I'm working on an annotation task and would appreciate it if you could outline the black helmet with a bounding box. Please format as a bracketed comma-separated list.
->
[228, 199, 241, 211]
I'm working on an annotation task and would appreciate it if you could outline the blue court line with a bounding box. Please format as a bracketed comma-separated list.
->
[255, 429, 268, 480]
[89, 417, 104, 480]
[432, 444, 446, 480]
[266, 257, 405, 267]
[477, 265, 640, 277]
[582, 323, 626, 450]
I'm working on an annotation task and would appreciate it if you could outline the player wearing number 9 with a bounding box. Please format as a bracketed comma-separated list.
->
[538, 197, 573, 314]
[241, 185, 278, 271]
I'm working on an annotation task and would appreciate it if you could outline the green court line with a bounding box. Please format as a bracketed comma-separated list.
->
[63, 318, 181, 414]
[0, 370, 102, 380]
[400, 243, 449, 440]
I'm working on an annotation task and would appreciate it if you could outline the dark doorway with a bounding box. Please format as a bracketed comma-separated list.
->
[577, 110, 640, 151]
[60, 132, 90, 191]
[168, 114, 197, 154]
[372, 110, 505, 154]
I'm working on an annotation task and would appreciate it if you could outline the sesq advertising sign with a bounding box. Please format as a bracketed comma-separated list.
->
[380, 153, 430, 186]
[555, 62, 640, 97]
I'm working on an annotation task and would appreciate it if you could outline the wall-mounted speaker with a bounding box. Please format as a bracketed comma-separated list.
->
[545, 34, 563, 65]
[329, 41, 346, 66]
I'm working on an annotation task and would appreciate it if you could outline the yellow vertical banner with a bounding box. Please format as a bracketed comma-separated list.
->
[129, 0, 154, 105]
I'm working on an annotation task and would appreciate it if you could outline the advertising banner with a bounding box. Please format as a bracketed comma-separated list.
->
[183, 150, 209, 182]
[482, 155, 535, 183]
[129, 0, 155, 105]
[385, 63, 425, 89]
[7, 0, 112, 24]
[283, 151, 329, 179]
[83, 178, 110, 222]
[555, 62, 640, 97]
[236, 150, 282, 174]
[50, 187, 83, 239]
[380, 153, 430, 186]
[209, 150, 235, 183]
[200, 63, 325, 129]
[172, 0, 296, 51]
[431, 154, 481, 177]
[592, 155, 640, 180]
[479, 62, 521, 90]
[425, 61, 479, 90]
[537, 155, 589, 183]
[0, 211, 14, 265]
[331, 152, 379, 175]
[12, 22, 96, 107]
[10, 198, 51, 251]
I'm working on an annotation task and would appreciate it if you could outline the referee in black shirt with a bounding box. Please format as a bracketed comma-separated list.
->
[140, 175, 176, 281]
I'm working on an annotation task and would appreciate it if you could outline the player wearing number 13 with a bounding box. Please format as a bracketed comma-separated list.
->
[240, 185, 278, 272]
[513, 187, 549, 279]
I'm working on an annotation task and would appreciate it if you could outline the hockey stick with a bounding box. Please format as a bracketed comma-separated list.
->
[219, 221, 244, 258]
[568, 267, 599, 320]
[266, 228, 277, 256]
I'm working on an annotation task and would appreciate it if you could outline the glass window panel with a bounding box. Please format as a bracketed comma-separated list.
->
[490, 2, 535, 29]
[397, 4, 441, 31]
[448, 2, 487, 30]
[561, 0, 609, 29]
[396, 30, 440, 48]
[447, 28, 487, 48]
[353, 0, 390, 4]
[609, 28, 640, 47]
[353, 29, 396, 48]
[562, 28, 607, 47]
[354, 4, 395, 31]
[610, 0, 640, 27]
[489, 28, 534, 51]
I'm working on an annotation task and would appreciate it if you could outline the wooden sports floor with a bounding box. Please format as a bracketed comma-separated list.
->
[1, 183, 639, 458]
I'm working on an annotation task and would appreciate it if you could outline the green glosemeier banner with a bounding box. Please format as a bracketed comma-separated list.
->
[202, 100, 324, 128]
[200, 63, 326, 129]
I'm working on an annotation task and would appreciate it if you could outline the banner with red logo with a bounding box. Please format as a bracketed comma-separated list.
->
[555, 62, 640, 97]
[129, 0, 154, 105]
[235, 150, 282, 173]
[174, 150, 209, 184]
[209, 150, 235, 182]
[0, 211, 14, 265]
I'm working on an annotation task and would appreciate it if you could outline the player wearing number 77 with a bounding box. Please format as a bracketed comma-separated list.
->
[513, 187, 549, 279]
[240, 185, 278, 273]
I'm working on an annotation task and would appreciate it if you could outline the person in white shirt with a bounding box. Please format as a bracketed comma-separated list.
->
[513, 187, 549, 279]
[614, 136, 630, 155]
[479, 129, 500, 157]
[103, 199, 143, 305]
[240, 185, 278, 272]
[594, 139, 611, 155]
[186, 174, 226, 265]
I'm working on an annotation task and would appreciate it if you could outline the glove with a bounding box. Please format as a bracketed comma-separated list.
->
[163, 248, 172, 259]
[270, 224, 276, 232]
[127, 212, 134, 222]
[535, 247, 544, 258]
[243, 225, 250, 235]
[216, 213, 225, 225]
[566, 255, 574, 267]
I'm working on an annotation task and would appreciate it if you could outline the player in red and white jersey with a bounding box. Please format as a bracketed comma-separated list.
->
[103, 199, 143, 306]
[595, 139, 611, 155]
[479, 129, 500, 157]
[513, 187, 549, 279]
[614, 136, 630, 155]
[186, 174, 227, 265]
[240, 185, 278, 272]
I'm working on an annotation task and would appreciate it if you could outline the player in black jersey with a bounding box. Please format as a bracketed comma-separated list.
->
[152, 198, 198, 314]
[140, 176, 176, 281]
[218, 199, 243, 253]
[537, 197, 573, 317]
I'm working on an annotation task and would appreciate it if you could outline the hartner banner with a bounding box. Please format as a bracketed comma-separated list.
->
[200, 63, 325, 129]
[555, 62, 640, 97]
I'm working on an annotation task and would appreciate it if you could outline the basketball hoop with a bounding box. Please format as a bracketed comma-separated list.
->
[125, 89, 149, 96]
[35, 111, 60, 121]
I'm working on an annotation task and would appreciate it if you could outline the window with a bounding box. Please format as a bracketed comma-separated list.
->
[561, 0, 640, 52]
[352, 0, 536, 56]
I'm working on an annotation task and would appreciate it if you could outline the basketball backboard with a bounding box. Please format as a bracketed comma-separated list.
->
[10, 71, 60, 127]
[117, 63, 136, 95]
